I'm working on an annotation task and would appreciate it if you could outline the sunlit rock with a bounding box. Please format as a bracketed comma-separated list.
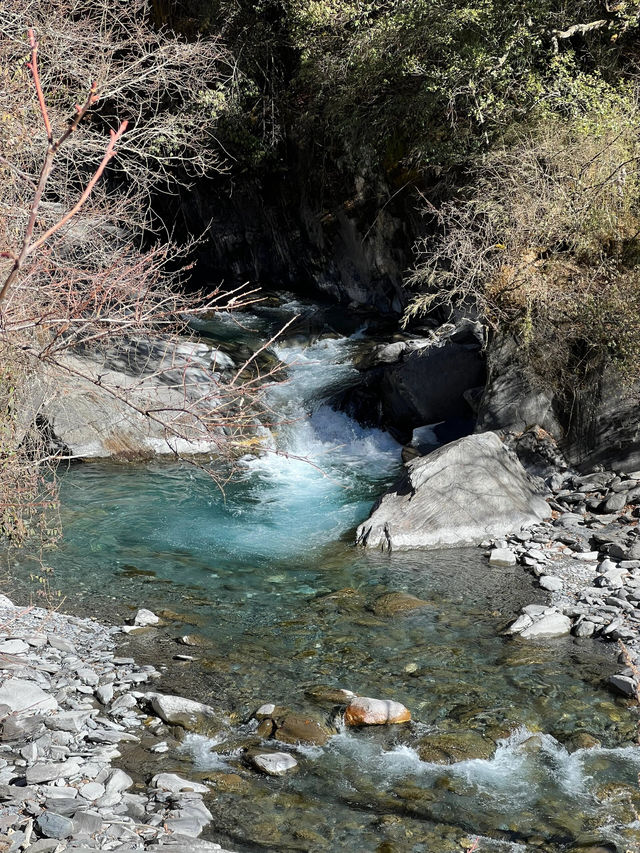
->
[344, 697, 411, 726]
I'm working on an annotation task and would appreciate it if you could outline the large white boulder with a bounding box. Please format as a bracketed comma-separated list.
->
[356, 432, 550, 551]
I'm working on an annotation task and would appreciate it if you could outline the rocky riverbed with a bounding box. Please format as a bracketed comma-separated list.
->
[0, 596, 237, 852]
[490, 464, 640, 700]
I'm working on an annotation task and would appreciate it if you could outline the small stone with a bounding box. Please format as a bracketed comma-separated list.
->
[489, 548, 517, 567]
[255, 703, 276, 719]
[0, 595, 15, 609]
[36, 812, 73, 839]
[539, 575, 563, 592]
[151, 773, 208, 794]
[95, 684, 114, 705]
[251, 752, 298, 776]
[573, 621, 596, 638]
[133, 608, 159, 626]
[344, 697, 411, 726]
[79, 782, 105, 801]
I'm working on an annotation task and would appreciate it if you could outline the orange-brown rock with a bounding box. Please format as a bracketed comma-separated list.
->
[344, 697, 411, 726]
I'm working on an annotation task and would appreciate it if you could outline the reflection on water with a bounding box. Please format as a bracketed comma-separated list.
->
[8, 299, 640, 852]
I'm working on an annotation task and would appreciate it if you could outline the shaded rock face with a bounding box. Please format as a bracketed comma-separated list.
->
[334, 320, 486, 442]
[177, 157, 417, 315]
[477, 333, 640, 473]
[356, 432, 550, 551]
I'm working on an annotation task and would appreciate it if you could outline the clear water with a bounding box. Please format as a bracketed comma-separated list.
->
[8, 298, 640, 853]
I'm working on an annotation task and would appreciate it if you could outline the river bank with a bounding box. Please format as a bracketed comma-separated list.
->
[0, 593, 237, 851]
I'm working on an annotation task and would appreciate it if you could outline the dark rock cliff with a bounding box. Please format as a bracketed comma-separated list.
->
[174, 156, 420, 315]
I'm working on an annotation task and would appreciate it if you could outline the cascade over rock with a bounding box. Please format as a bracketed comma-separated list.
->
[333, 319, 485, 442]
[356, 432, 550, 550]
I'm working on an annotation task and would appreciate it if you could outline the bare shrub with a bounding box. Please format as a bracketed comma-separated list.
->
[405, 100, 640, 393]
[0, 9, 283, 547]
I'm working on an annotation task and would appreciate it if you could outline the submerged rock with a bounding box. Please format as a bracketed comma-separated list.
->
[304, 686, 356, 706]
[417, 730, 495, 764]
[344, 697, 411, 726]
[356, 432, 550, 550]
[274, 714, 331, 746]
[370, 591, 432, 617]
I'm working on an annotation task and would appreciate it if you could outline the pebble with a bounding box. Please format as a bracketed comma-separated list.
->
[0, 596, 236, 851]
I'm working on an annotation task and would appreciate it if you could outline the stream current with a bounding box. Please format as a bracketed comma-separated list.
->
[9, 296, 640, 852]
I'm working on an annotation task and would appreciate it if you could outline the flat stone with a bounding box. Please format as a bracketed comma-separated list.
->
[251, 752, 298, 776]
[539, 575, 563, 592]
[344, 697, 411, 726]
[45, 711, 90, 733]
[36, 811, 74, 839]
[519, 612, 571, 639]
[72, 809, 102, 836]
[23, 842, 60, 853]
[0, 678, 58, 715]
[47, 635, 75, 653]
[151, 773, 209, 794]
[104, 768, 133, 794]
[0, 640, 28, 655]
[79, 782, 105, 800]
[489, 548, 517, 567]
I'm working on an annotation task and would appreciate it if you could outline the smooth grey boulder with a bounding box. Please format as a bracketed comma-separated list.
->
[35, 337, 231, 461]
[356, 432, 550, 550]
